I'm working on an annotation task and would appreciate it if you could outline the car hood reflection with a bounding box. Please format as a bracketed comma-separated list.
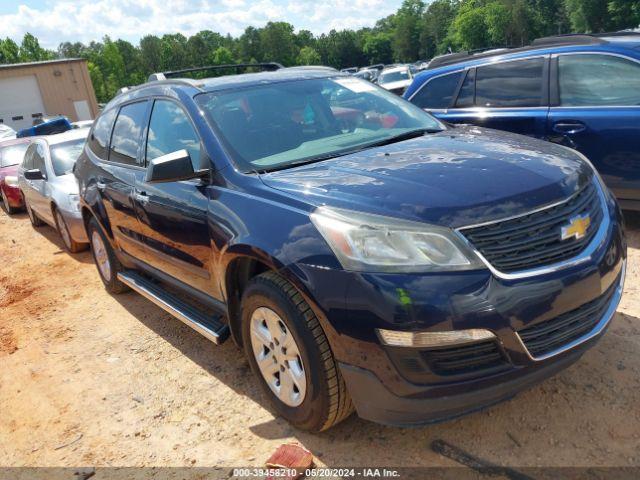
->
[260, 126, 593, 228]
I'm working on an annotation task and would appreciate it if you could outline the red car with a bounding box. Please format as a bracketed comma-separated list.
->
[0, 138, 31, 214]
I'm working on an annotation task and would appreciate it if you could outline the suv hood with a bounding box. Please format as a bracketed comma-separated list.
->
[260, 126, 593, 228]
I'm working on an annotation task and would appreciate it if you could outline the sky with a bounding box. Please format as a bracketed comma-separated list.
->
[0, 0, 404, 49]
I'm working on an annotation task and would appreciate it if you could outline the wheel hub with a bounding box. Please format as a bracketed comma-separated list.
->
[249, 307, 307, 407]
[91, 230, 111, 280]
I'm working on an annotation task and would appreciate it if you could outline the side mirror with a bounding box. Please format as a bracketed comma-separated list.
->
[145, 150, 197, 183]
[24, 169, 45, 181]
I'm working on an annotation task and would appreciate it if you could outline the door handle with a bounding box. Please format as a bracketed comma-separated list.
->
[134, 191, 149, 204]
[552, 121, 586, 134]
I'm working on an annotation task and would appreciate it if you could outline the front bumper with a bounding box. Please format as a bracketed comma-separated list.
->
[60, 208, 88, 243]
[290, 193, 626, 426]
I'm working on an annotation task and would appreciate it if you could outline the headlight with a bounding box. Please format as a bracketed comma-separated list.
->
[4, 175, 18, 187]
[68, 194, 80, 211]
[310, 207, 483, 272]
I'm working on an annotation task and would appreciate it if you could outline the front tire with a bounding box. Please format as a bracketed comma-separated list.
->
[241, 271, 353, 432]
[54, 207, 87, 253]
[87, 217, 129, 294]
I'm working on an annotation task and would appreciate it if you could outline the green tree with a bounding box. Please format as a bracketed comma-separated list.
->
[363, 32, 393, 64]
[420, 0, 459, 57]
[564, 0, 612, 32]
[0, 38, 20, 64]
[393, 0, 425, 61]
[607, 0, 640, 30]
[19, 33, 53, 61]
[139, 35, 162, 74]
[160, 33, 188, 70]
[238, 27, 262, 62]
[211, 46, 235, 65]
[450, 1, 489, 50]
[259, 22, 298, 65]
[297, 46, 321, 65]
[88, 61, 106, 102]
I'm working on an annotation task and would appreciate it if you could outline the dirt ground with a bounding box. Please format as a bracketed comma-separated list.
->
[1, 208, 639, 472]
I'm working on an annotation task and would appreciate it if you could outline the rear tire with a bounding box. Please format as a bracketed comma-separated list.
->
[54, 207, 87, 253]
[25, 198, 44, 227]
[1, 188, 18, 215]
[241, 271, 353, 432]
[87, 217, 129, 294]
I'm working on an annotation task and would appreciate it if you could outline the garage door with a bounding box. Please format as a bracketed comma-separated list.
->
[0, 75, 46, 131]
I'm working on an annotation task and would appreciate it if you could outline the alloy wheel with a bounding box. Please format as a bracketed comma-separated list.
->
[249, 306, 307, 407]
[91, 230, 111, 281]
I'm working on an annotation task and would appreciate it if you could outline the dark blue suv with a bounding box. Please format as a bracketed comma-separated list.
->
[75, 64, 626, 431]
[404, 32, 640, 211]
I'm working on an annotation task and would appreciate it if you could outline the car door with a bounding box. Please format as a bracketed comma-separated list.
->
[28, 141, 53, 222]
[132, 98, 214, 296]
[547, 52, 640, 207]
[100, 100, 151, 259]
[437, 56, 550, 138]
[19, 143, 36, 206]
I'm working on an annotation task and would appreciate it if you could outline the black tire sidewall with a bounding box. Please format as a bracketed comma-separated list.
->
[26, 200, 42, 226]
[54, 208, 73, 251]
[87, 218, 119, 290]
[241, 277, 333, 431]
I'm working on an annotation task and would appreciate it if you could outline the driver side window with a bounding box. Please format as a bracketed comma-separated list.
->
[146, 100, 202, 171]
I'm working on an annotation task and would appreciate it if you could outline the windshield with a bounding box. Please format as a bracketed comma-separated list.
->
[196, 77, 443, 172]
[379, 70, 410, 84]
[0, 143, 28, 168]
[0, 125, 16, 140]
[50, 138, 85, 176]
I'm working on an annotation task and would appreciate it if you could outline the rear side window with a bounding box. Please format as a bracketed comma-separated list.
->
[0, 143, 29, 168]
[88, 108, 117, 159]
[558, 54, 640, 106]
[455, 69, 475, 108]
[462, 58, 545, 108]
[109, 102, 148, 166]
[146, 100, 201, 170]
[411, 72, 463, 109]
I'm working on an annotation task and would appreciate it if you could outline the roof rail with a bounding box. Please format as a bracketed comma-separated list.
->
[148, 62, 284, 82]
[532, 34, 607, 46]
[427, 52, 470, 70]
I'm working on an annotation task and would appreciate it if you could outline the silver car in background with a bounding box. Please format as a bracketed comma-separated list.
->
[17, 128, 90, 253]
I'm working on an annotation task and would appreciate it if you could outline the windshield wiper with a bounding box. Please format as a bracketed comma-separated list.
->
[252, 128, 442, 174]
[365, 128, 441, 148]
[255, 148, 367, 173]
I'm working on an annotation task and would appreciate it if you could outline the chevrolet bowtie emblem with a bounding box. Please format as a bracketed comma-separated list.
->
[561, 214, 591, 241]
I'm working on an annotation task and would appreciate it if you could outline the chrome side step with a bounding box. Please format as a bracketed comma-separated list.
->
[117, 271, 229, 345]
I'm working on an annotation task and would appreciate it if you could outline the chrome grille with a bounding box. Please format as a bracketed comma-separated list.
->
[460, 180, 603, 273]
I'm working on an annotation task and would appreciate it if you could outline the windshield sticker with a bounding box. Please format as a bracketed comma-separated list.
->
[334, 78, 377, 93]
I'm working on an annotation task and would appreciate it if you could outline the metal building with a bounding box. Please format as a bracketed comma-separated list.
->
[0, 58, 99, 131]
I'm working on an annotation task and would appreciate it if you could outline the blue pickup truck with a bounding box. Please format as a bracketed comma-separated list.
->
[405, 32, 640, 211]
